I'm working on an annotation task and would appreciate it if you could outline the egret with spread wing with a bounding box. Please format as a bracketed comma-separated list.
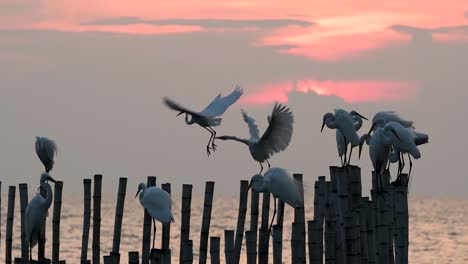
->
[216, 103, 294, 173]
[35, 136, 58, 173]
[163, 86, 243, 156]
[25, 173, 56, 261]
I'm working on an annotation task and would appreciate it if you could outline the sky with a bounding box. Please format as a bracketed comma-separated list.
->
[0, 0, 467, 198]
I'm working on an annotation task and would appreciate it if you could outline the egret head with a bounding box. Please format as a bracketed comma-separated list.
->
[321, 112, 335, 132]
[40, 172, 56, 185]
[367, 118, 385, 136]
[135, 182, 146, 198]
[349, 111, 368, 121]
[248, 174, 266, 193]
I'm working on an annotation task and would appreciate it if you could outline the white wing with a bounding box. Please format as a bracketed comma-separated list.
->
[35, 136, 58, 172]
[142, 187, 174, 224]
[336, 130, 345, 157]
[200, 86, 243, 117]
[255, 104, 294, 159]
[242, 110, 260, 142]
[163, 97, 201, 117]
[265, 167, 303, 208]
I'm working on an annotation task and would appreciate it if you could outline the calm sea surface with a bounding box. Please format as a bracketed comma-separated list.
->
[1, 195, 467, 263]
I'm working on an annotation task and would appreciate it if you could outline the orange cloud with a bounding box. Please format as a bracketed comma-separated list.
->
[241, 80, 420, 104]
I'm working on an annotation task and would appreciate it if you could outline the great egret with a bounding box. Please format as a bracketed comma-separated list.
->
[247, 167, 303, 233]
[216, 103, 294, 173]
[163, 86, 243, 156]
[335, 111, 367, 166]
[372, 111, 414, 129]
[321, 109, 367, 166]
[35, 137, 58, 173]
[136, 183, 174, 249]
[25, 173, 56, 261]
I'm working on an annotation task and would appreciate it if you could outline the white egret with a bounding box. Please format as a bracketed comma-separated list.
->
[322, 109, 368, 166]
[136, 183, 174, 249]
[372, 111, 414, 129]
[216, 103, 294, 173]
[248, 167, 303, 232]
[25, 173, 56, 261]
[35, 136, 58, 173]
[163, 86, 243, 156]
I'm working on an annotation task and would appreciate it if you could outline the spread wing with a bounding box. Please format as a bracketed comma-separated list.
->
[35, 136, 58, 172]
[242, 110, 260, 142]
[163, 97, 201, 117]
[256, 104, 294, 159]
[200, 86, 243, 117]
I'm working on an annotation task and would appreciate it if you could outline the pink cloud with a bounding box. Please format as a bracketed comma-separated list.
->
[240, 80, 420, 104]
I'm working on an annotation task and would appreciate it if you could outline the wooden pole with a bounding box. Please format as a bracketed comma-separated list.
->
[258, 192, 270, 264]
[324, 180, 337, 264]
[52, 181, 64, 263]
[394, 174, 409, 264]
[373, 171, 391, 264]
[182, 240, 193, 264]
[249, 190, 259, 263]
[234, 180, 249, 264]
[142, 176, 157, 264]
[19, 183, 29, 261]
[344, 210, 360, 264]
[359, 198, 369, 264]
[293, 174, 306, 264]
[272, 225, 282, 264]
[92, 174, 103, 264]
[245, 231, 257, 264]
[209, 237, 220, 264]
[6, 186, 16, 264]
[308, 220, 322, 264]
[161, 183, 171, 254]
[128, 252, 140, 264]
[110, 177, 128, 264]
[224, 230, 235, 264]
[81, 179, 92, 264]
[180, 184, 193, 264]
[199, 182, 215, 264]
[367, 197, 377, 264]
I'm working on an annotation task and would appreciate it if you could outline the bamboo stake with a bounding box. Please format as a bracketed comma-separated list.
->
[81, 179, 92, 264]
[249, 189, 259, 263]
[92, 174, 103, 264]
[142, 176, 157, 264]
[19, 183, 29, 261]
[110, 177, 127, 264]
[293, 174, 306, 264]
[272, 225, 282, 264]
[179, 184, 193, 264]
[209, 237, 220, 264]
[52, 181, 64, 263]
[330, 167, 345, 264]
[128, 252, 139, 264]
[199, 182, 215, 264]
[182, 240, 193, 264]
[234, 180, 249, 264]
[359, 198, 369, 264]
[308, 220, 322, 264]
[324, 180, 336, 264]
[6, 186, 16, 264]
[224, 230, 235, 264]
[161, 183, 172, 262]
[245, 231, 257, 264]
[394, 174, 409, 264]
[344, 210, 360, 264]
[367, 197, 377, 264]
[258, 192, 270, 264]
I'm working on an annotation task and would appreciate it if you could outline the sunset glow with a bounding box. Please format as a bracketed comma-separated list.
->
[241, 80, 420, 104]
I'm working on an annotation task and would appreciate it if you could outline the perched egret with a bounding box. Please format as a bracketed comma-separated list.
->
[216, 103, 294, 173]
[136, 183, 174, 249]
[163, 86, 243, 156]
[372, 111, 414, 129]
[35, 137, 58, 173]
[247, 167, 303, 232]
[322, 109, 367, 166]
[25, 173, 56, 261]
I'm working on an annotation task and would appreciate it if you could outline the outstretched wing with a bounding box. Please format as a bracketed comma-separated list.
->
[163, 97, 200, 117]
[200, 86, 243, 117]
[256, 104, 294, 159]
[242, 110, 260, 142]
[35, 136, 58, 172]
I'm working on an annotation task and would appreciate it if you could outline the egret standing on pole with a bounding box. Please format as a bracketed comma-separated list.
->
[335, 110, 367, 166]
[163, 86, 243, 156]
[216, 103, 294, 173]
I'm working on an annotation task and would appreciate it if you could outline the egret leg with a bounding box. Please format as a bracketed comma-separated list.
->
[269, 198, 277, 236]
[208, 126, 217, 151]
[259, 162, 263, 174]
[400, 152, 406, 175]
[152, 218, 156, 249]
[408, 153, 413, 183]
[278, 200, 285, 225]
[343, 137, 348, 167]
[340, 155, 344, 167]
[266, 159, 271, 169]
[347, 146, 354, 166]
[203, 127, 215, 156]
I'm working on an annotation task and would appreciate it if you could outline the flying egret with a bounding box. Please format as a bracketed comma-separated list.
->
[35, 136, 58, 173]
[321, 109, 367, 166]
[216, 103, 294, 173]
[247, 167, 303, 233]
[136, 183, 174, 249]
[163, 86, 243, 156]
[25, 173, 56, 261]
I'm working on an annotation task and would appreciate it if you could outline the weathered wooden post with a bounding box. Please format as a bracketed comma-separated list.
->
[373, 171, 392, 264]
[81, 179, 92, 264]
[234, 180, 249, 264]
[182, 240, 194, 264]
[344, 210, 361, 264]
[180, 184, 193, 264]
[308, 220, 322, 264]
[199, 181, 215, 264]
[6, 186, 16, 264]
[292, 173, 306, 264]
[92, 174, 103, 264]
[109, 177, 127, 264]
[210, 237, 220, 264]
[313, 176, 327, 264]
[161, 183, 172, 263]
[359, 198, 369, 264]
[272, 225, 282, 264]
[249, 190, 259, 262]
[245, 230, 257, 264]
[394, 174, 409, 264]
[52, 181, 64, 263]
[367, 196, 377, 264]
[224, 230, 235, 264]
[128, 252, 140, 264]
[324, 179, 337, 264]
[142, 176, 157, 264]
[19, 183, 29, 261]
[258, 192, 270, 264]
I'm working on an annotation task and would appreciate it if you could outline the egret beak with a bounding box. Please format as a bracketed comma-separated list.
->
[135, 189, 142, 198]
[390, 128, 401, 141]
[320, 120, 326, 132]
[353, 111, 368, 120]
[177, 111, 184, 116]
[47, 175, 56, 183]
[247, 181, 252, 191]
[367, 122, 377, 136]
